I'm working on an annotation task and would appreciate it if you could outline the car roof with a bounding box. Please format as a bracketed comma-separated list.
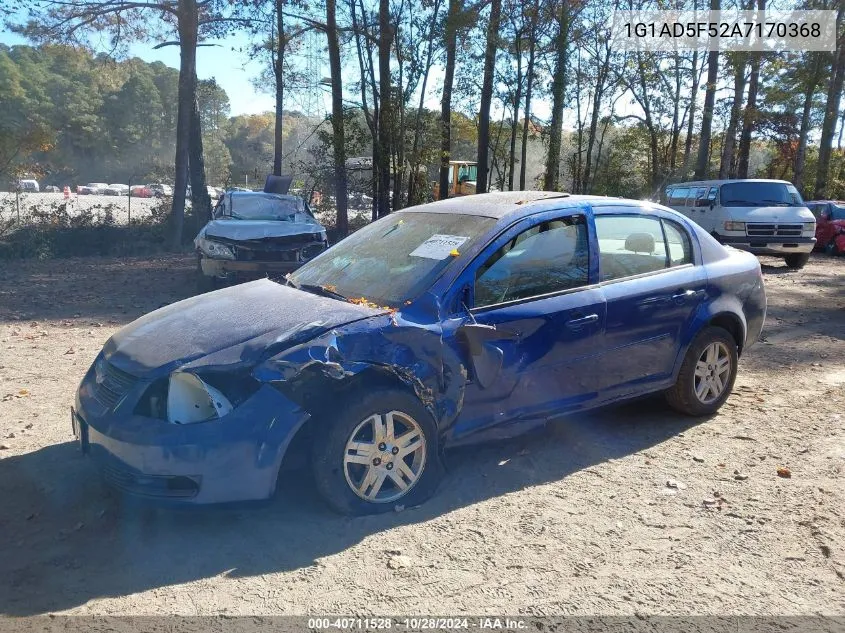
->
[668, 179, 792, 187]
[399, 191, 667, 221]
[229, 191, 299, 200]
[400, 192, 577, 219]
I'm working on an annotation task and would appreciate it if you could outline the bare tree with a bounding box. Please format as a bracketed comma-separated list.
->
[326, 0, 348, 236]
[476, 0, 501, 193]
[544, 0, 570, 191]
[793, 52, 826, 191]
[694, 0, 719, 179]
[439, 0, 461, 199]
[518, 4, 538, 190]
[376, 0, 392, 216]
[815, 7, 845, 198]
[719, 54, 747, 179]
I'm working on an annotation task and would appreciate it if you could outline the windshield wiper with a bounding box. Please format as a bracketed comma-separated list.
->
[761, 199, 791, 206]
[287, 278, 347, 301]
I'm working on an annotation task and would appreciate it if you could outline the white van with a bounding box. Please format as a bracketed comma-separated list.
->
[664, 179, 816, 269]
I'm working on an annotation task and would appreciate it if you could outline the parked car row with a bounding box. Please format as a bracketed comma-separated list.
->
[15, 181, 221, 198]
[187, 185, 225, 200]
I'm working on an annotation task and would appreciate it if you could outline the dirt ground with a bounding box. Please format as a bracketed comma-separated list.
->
[0, 253, 843, 616]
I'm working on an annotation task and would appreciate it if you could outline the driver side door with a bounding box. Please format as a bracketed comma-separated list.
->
[442, 209, 607, 444]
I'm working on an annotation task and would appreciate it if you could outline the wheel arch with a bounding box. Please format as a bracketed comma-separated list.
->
[706, 311, 746, 356]
[672, 301, 747, 381]
[274, 364, 431, 475]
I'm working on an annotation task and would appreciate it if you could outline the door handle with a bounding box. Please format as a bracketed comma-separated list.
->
[565, 313, 599, 330]
[672, 289, 703, 304]
[636, 295, 671, 308]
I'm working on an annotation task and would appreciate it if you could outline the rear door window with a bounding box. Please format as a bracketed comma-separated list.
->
[595, 215, 693, 281]
[595, 215, 667, 281]
[663, 220, 693, 266]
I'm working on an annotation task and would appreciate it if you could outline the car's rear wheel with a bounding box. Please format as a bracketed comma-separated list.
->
[784, 252, 811, 269]
[666, 326, 738, 416]
[826, 238, 844, 256]
[311, 387, 443, 515]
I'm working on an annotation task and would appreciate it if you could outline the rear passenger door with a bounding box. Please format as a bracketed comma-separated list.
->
[595, 210, 707, 397]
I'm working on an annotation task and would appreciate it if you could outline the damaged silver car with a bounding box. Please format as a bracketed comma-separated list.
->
[195, 190, 328, 291]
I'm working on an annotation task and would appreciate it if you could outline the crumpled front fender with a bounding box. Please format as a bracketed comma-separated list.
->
[252, 314, 468, 433]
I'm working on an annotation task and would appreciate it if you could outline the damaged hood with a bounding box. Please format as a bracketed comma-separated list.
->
[103, 279, 381, 376]
[200, 218, 325, 243]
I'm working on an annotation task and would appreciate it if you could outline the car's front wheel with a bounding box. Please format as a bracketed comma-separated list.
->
[666, 326, 738, 416]
[311, 387, 443, 515]
[784, 252, 811, 269]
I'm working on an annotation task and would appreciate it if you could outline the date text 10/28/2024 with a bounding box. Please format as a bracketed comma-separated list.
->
[308, 618, 528, 630]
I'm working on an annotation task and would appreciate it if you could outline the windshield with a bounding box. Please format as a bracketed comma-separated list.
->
[289, 211, 497, 308]
[720, 182, 803, 207]
[228, 194, 306, 220]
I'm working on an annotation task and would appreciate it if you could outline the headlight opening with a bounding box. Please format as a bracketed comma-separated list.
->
[167, 372, 233, 424]
[198, 237, 235, 260]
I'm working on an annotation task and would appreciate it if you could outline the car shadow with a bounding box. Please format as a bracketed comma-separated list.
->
[0, 398, 704, 615]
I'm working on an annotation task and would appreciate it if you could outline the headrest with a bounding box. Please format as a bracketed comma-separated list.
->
[625, 232, 655, 254]
[263, 174, 292, 194]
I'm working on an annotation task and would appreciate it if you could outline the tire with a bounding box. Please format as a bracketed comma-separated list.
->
[311, 387, 443, 515]
[784, 252, 811, 269]
[666, 326, 739, 417]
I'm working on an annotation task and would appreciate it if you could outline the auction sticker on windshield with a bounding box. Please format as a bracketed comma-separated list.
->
[410, 235, 470, 259]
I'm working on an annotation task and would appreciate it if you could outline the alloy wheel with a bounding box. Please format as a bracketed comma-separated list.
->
[693, 342, 732, 404]
[343, 411, 426, 503]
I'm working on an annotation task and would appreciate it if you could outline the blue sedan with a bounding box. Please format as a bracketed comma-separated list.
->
[72, 192, 766, 514]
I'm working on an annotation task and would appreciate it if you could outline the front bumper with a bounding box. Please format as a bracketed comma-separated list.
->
[73, 363, 310, 504]
[716, 234, 816, 256]
[200, 257, 303, 278]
